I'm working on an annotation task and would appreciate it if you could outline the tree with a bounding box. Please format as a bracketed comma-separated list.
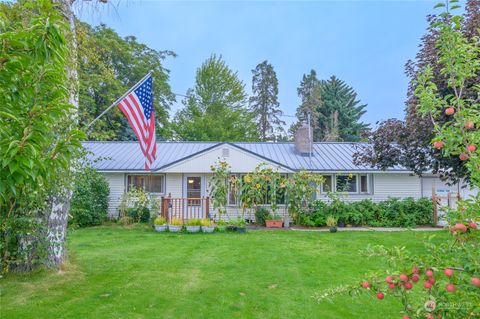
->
[292, 70, 322, 140]
[319, 76, 369, 141]
[319, 3, 480, 318]
[76, 22, 175, 140]
[249, 61, 285, 141]
[354, 0, 480, 182]
[173, 54, 258, 141]
[0, 0, 84, 272]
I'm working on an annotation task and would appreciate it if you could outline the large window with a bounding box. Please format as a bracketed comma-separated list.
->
[127, 174, 165, 194]
[321, 175, 333, 193]
[359, 174, 369, 194]
[336, 175, 358, 193]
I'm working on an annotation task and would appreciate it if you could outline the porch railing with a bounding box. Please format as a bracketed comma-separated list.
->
[161, 196, 210, 222]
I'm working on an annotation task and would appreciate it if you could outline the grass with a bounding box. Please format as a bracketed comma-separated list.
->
[0, 226, 447, 319]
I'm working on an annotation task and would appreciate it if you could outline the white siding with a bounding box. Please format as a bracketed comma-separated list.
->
[372, 173, 422, 201]
[103, 173, 125, 218]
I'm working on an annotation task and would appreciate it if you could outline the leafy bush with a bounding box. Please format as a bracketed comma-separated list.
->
[185, 218, 202, 226]
[200, 219, 214, 227]
[70, 167, 110, 227]
[118, 186, 159, 224]
[169, 218, 183, 226]
[298, 197, 433, 228]
[154, 216, 167, 225]
[255, 207, 270, 225]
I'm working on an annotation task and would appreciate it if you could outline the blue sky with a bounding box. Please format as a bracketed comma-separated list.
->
[77, 0, 439, 128]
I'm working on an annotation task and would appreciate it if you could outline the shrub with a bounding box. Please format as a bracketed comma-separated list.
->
[255, 207, 270, 225]
[154, 216, 167, 225]
[118, 186, 158, 223]
[185, 218, 202, 226]
[169, 218, 183, 226]
[200, 219, 214, 227]
[70, 167, 110, 227]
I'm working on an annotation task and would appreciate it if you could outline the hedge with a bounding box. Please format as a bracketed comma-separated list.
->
[298, 197, 433, 228]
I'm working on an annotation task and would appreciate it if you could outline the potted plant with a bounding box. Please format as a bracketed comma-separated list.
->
[326, 215, 338, 233]
[153, 216, 167, 232]
[216, 219, 227, 232]
[229, 217, 247, 233]
[200, 218, 215, 233]
[185, 218, 201, 233]
[265, 214, 283, 228]
[168, 217, 183, 233]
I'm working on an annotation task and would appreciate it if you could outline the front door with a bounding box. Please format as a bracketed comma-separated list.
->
[185, 176, 203, 219]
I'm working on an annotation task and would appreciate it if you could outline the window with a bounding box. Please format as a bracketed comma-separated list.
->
[336, 175, 357, 193]
[322, 175, 333, 193]
[127, 174, 165, 193]
[360, 174, 369, 193]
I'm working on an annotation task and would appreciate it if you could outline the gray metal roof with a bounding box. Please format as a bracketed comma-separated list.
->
[82, 141, 408, 172]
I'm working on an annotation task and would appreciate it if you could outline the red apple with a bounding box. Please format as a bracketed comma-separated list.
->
[402, 316, 410, 319]
[388, 283, 396, 289]
[362, 281, 370, 289]
[445, 107, 455, 115]
[446, 283, 456, 292]
[386, 276, 394, 283]
[426, 269, 434, 277]
[455, 223, 467, 233]
[424, 281, 433, 289]
[471, 277, 480, 287]
[465, 120, 475, 129]
[376, 292, 384, 300]
[433, 141, 444, 150]
[428, 277, 436, 285]
[411, 274, 420, 282]
[459, 153, 469, 161]
[469, 221, 478, 230]
[427, 315, 434, 319]
[404, 282, 413, 290]
[399, 274, 408, 282]
[467, 144, 476, 152]
[444, 268, 454, 277]
[412, 266, 420, 274]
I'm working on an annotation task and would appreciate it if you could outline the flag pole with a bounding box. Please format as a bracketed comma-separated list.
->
[85, 71, 153, 130]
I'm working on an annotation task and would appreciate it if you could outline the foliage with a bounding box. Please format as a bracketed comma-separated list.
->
[326, 215, 337, 227]
[269, 214, 283, 221]
[70, 166, 110, 227]
[299, 197, 433, 228]
[320, 3, 480, 318]
[153, 216, 167, 225]
[76, 21, 175, 140]
[249, 60, 285, 141]
[353, 0, 480, 183]
[119, 186, 158, 223]
[185, 218, 202, 226]
[255, 207, 271, 226]
[209, 160, 231, 219]
[173, 54, 258, 141]
[200, 218, 214, 227]
[169, 217, 183, 226]
[0, 0, 84, 273]
[285, 171, 323, 224]
[228, 217, 246, 227]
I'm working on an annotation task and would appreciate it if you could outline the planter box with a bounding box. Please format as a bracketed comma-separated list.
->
[265, 220, 283, 228]
[154, 225, 167, 232]
[168, 225, 183, 233]
[186, 226, 201, 233]
[201, 226, 215, 233]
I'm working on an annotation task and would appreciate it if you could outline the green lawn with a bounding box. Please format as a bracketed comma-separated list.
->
[0, 227, 447, 319]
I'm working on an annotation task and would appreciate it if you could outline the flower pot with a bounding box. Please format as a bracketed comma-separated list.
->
[201, 226, 215, 233]
[329, 226, 337, 233]
[265, 220, 283, 228]
[236, 226, 247, 233]
[338, 222, 345, 228]
[154, 225, 167, 232]
[186, 225, 201, 233]
[168, 225, 183, 233]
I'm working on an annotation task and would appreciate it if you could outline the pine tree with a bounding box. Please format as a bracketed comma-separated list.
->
[318, 76, 369, 141]
[293, 70, 322, 140]
[249, 61, 285, 141]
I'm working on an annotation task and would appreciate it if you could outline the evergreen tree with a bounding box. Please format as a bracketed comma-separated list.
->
[249, 61, 285, 141]
[319, 76, 369, 141]
[292, 70, 322, 140]
[173, 55, 258, 141]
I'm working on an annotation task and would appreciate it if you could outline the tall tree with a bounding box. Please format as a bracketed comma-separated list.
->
[249, 61, 285, 141]
[319, 76, 369, 141]
[76, 22, 175, 140]
[292, 70, 322, 140]
[173, 54, 258, 141]
[354, 0, 480, 182]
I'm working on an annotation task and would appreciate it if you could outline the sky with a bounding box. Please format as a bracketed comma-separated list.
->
[76, 0, 439, 129]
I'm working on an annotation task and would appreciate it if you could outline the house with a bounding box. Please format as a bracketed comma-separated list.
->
[82, 133, 475, 222]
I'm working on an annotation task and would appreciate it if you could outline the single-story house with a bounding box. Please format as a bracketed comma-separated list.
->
[82, 134, 475, 222]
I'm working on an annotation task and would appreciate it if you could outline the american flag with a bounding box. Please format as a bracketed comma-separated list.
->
[117, 75, 156, 170]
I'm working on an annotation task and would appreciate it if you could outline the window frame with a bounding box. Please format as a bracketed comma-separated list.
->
[227, 174, 239, 206]
[126, 174, 166, 195]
